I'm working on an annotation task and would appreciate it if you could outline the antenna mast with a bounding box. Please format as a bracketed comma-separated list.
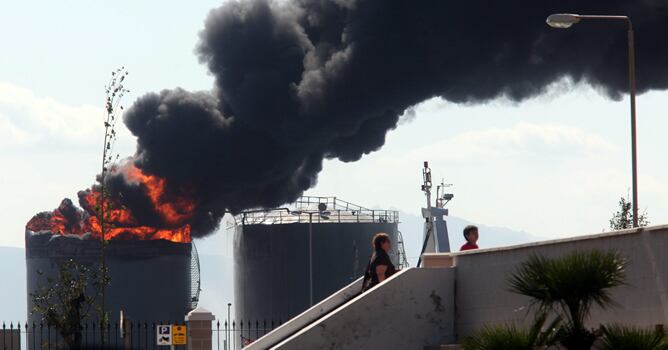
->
[417, 161, 453, 266]
[422, 161, 433, 212]
[436, 179, 453, 209]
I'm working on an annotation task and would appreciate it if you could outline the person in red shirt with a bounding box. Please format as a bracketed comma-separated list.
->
[460, 225, 479, 251]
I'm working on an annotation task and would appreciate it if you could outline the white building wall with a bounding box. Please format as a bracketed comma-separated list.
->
[453, 225, 668, 338]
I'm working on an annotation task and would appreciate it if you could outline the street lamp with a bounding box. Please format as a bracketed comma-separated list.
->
[546, 13, 639, 227]
[291, 208, 331, 306]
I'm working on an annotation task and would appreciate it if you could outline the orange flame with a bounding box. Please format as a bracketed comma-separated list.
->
[26, 164, 195, 243]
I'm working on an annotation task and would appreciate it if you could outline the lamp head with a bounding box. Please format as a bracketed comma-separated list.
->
[546, 13, 581, 28]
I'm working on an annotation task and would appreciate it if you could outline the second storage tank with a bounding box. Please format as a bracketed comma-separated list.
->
[233, 196, 403, 322]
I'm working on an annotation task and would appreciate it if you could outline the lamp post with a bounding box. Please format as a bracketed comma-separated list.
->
[546, 13, 639, 227]
[291, 209, 331, 306]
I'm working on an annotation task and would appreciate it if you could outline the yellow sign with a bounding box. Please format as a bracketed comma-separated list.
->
[172, 325, 187, 345]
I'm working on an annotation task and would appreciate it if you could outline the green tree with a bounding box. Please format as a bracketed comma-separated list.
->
[508, 250, 628, 350]
[96, 66, 129, 338]
[30, 68, 128, 348]
[610, 195, 649, 230]
[31, 260, 109, 349]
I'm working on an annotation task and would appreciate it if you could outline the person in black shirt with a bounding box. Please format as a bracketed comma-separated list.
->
[363, 232, 397, 291]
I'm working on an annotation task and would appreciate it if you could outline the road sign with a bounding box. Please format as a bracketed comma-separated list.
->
[157, 325, 172, 346]
[172, 325, 187, 345]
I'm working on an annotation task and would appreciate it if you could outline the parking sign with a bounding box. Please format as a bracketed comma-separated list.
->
[157, 325, 172, 346]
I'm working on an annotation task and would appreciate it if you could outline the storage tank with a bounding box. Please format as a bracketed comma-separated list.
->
[233, 196, 402, 322]
[25, 231, 193, 327]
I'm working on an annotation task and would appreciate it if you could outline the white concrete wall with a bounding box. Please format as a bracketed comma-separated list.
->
[272, 267, 456, 350]
[453, 225, 668, 338]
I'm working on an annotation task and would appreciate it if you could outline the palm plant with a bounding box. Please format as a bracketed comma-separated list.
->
[508, 250, 628, 350]
[462, 324, 535, 350]
[599, 324, 668, 350]
[462, 313, 560, 350]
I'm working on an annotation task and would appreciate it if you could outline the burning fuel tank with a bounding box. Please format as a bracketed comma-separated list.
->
[25, 231, 195, 327]
[233, 196, 402, 322]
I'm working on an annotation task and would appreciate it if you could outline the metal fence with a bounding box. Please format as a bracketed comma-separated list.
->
[1, 321, 187, 350]
[0, 320, 282, 350]
[213, 320, 285, 350]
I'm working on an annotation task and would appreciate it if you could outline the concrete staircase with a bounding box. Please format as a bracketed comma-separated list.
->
[247, 267, 456, 350]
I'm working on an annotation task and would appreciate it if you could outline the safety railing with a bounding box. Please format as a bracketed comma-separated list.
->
[237, 196, 399, 225]
[0, 319, 284, 350]
[0, 321, 187, 350]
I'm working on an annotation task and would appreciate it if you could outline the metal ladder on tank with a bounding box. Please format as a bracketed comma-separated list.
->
[396, 230, 410, 268]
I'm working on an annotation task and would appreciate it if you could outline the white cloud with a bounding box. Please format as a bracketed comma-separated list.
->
[312, 117, 635, 239]
[0, 82, 118, 147]
[0, 112, 34, 146]
[405, 122, 615, 162]
[0, 83, 138, 247]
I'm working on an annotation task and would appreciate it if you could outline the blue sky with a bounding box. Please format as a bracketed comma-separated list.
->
[1, 0, 667, 248]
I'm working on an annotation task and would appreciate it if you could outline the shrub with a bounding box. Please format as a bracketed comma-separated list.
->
[599, 324, 668, 350]
[508, 250, 628, 350]
[463, 313, 560, 350]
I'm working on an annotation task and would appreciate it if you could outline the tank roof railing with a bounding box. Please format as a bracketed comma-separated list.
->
[238, 207, 399, 226]
[293, 196, 372, 212]
[237, 196, 399, 225]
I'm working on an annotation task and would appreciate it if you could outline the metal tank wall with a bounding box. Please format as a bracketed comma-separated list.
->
[25, 232, 192, 327]
[233, 222, 398, 322]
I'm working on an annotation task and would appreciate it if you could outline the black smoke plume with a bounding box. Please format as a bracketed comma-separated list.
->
[113, 0, 668, 237]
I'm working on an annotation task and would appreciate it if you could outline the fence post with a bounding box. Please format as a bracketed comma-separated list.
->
[216, 321, 220, 350]
[185, 306, 216, 350]
[239, 322, 243, 348]
[127, 321, 133, 350]
[223, 321, 228, 350]
[26, 322, 30, 350]
[39, 323, 43, 350]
